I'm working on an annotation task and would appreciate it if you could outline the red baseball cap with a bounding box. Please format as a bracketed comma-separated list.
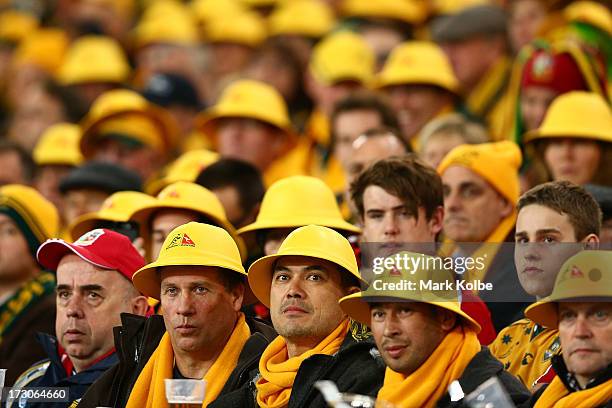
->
[37, 228, 145, 281]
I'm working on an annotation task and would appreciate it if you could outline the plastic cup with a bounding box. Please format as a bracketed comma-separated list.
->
[164, 379, 206, 408]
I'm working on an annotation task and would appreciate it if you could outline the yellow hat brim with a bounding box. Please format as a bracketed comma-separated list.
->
[132, 256, 254, 303]
[248, 250, 366, 308]
[339, 292, 482, 333]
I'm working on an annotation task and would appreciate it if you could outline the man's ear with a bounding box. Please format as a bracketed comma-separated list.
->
[582, 233, 600, 249]
[499, 197, 513, 219]
[132, 295, 150, 316]
[230, 282, 246, 312]
[436, 308, 457, 332]
[429, 206, 445, 235]
[347, 285, 361, 295]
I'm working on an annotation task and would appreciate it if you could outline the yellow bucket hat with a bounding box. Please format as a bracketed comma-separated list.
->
[438, 141, 522, 205]
[524, 91, 612, 144]
[204, 10, 267, 47]
[525, 250, 612, 328]
[132, 222, 246, 300]
[133, 0, 199, 48]
[0, 184, 59, 245]
[0, 10, 38, 44]
[339, 251, 481, 332]
[69, 191, 157, 240]
[12, 28, 69, 74]
[248, 224, 364, 307]
[268, 0, 336, 38]
[56, 35, 130, 85]
[80, 89, 179, 156]
[238, 175, 361, 238]
[130, 181, 246, 259]
[32, 123, 83, 167]
[146, 149, 220, 195]
[197, 79, 296, 144]
[191, 0, 247, 26]
[309, 30, 375, 86]
[375, 41, 460, 94]
[340, 0, 426, 24]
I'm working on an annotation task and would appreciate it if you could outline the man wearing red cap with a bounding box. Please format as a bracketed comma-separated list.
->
[12, 229, 149, 408]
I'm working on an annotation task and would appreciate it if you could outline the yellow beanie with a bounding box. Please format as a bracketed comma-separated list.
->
[437, 141, 522, 204]
[33, 123, 83, 167]
[0, 184, 59, 245]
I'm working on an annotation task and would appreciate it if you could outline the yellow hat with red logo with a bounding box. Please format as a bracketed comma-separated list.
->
[0, 10, 38, 44]
[80, 89, 179, 156]
[341, 0, 426, 24]
[12, 28, 69, 74]
[268, 0, 336, 38]
[248, 224, 364, 307]
[56, 35, 130, 85]
[132, 222, 247, 300]
[525, 250, 612, 328]
[32, 123, 83, 167]
[197, 79, 296, 145]
[69, 191, 157, 240]
[130, 181, 246, 259]
[146, 149, 220, 195]
[238, 175, 361, 239]
[376, 41, 459, 94]
[340, 251, 481, 332]
[309, 30, 374, 86]
[524, 91, 612, 144]
[204, 10, 266, 47]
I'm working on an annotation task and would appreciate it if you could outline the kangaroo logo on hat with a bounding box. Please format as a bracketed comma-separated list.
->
[75, 229, 105, 246]
[166, 232, 196, 249]
[569, 265, 584, 278]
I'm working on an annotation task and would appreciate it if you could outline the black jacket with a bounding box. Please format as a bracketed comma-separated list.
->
[209, 322, 386, 408]
[524, 356, 612, 408]
[436, 347, 530, 408]
[10, 333, 118, 408]
[76, 312, 276, 407]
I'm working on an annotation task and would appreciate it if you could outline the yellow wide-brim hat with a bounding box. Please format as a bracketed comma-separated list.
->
[248, 225, 365, 307]
[339, 251, 481, 333]
[133, 222, 250, 301]
[525, 250, 612, 328]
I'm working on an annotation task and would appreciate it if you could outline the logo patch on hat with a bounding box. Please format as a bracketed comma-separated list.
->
[569, 265, 584, 278]
[531, 53, 554, 82]
[389, 266, 402, 277]
[75, 229, 105, 246]
[166, 232, 196, 249]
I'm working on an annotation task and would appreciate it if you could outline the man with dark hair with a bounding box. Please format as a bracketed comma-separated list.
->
[350, 155, 497, 344]
[0, 140, 35, 186]
[351, 155, 444, 245]
[196, 158, 265, 229]
[490, 181, 601, 390]
[330, 91, 400, 178]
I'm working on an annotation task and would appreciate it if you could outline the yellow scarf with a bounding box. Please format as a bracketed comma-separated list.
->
[256, 318, 350, 408]
[126, 313, 250, 408]
[534, 376, 612, 408]
[377, 326, 481, 408]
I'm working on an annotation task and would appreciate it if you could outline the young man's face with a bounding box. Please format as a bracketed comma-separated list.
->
[514, 204, 586, 298]
[558, 301, 612, 387]
[0, 214, 38, 281]
[360, 185, 442, 246]
[333, 109, 382, 173]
